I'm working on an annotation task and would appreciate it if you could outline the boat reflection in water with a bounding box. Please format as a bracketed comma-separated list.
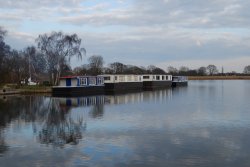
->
[0, 88, 172, 149]
[57, 88, 173, 107]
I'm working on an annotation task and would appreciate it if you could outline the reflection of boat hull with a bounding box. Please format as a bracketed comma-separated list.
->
[58, 96, 106, 107]
[172, 81, 188, 87]
[52, 86, 104, 97]
[143, 81, 172, 90]
[104, 82, 143, 94]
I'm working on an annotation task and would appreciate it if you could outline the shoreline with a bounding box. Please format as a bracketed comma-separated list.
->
[0, 86, 52, 96]
[1, 76, 250, 96]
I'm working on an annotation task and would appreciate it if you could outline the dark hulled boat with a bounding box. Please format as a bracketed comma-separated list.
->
[52, 76, 104, 97]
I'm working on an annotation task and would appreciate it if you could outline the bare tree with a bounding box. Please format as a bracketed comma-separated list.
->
[179, 66, 189, 72]
[197, 66, 207, 76]
[88, 55, 104, 75]
[124, 65, 146, 74]
[73, 64, 89, 75]
[207, 65, 218, 75]
[36, 31, 85, 85]
[109, 62, 126, 74]
[147, 65, 166, 74]
[167, 66, 178, 75]
[243, 65, 250, 74]
[0, 27, 11, 83]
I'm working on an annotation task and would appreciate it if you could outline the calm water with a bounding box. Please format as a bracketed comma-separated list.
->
[0, 80, 250, 167]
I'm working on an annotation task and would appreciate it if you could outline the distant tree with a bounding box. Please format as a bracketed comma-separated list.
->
[147, 65, 166, 74]
[23, 46, 46, 74]
[167, 66, 178, 75]
[109, 62, 126, 74]
[186, 69, 198, 76]
[125, 65, 146, 74]
[60, 63, 73, 76]
[207, 65, 218, 75]
[197, 66, 207, 76]
[243, 65, 250, 74]
[103, 67, 113, 74]
[0, 27, 6, 41]
[179, 66, 189, 75]
[7, 50, 23, 83]
[0, 27, 11, 83]
[36, 31, 85, 85]
[88, 55, 104, 75]
[73, 64, 89, 75]
[179, 66, 189, 72]
[147, 65, 156, 74]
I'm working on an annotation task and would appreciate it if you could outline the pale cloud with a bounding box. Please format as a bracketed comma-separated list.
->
[0, 0, 83, 9]
[1, 0, 250, 72]
[59, 10, 131, 26]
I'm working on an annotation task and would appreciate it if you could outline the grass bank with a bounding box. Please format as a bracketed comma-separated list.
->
[188, 76, 250, 80]
[18, 85, 52, 94]
[1, 84, 52, 95]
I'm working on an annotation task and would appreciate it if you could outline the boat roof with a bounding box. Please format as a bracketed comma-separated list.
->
[60, 75, 102, 79]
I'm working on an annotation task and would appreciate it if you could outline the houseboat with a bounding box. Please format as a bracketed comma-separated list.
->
[99, 74, 143, 94]
[172, 76, 188, 87]
[52, 76, 104, 97]
[141, 74, 172, 90]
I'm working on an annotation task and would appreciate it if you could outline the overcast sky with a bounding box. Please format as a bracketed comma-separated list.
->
[1, 0, 250, 72]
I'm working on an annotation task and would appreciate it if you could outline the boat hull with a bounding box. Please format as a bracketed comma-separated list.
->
[143, 81, 172, 90]
[52, 86, 104, 97]
[172, 81, 188, 87]
[104, 82, 143, 94]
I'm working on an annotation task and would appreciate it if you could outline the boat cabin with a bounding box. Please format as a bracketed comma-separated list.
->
[141, 75, 172, 81]
[58, 76, 104, 87]
[172, 76, 188, 82]
[172, 76, 188, 87]
[100, 75, 142, 83]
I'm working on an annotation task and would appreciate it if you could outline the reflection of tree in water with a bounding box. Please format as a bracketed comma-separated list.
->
[38, 98, 86, 147]
[0, 97, 27, 155]
[0, 130, 8, 156]
[89, 104, 104, 118]
[0, 96, 92, 148]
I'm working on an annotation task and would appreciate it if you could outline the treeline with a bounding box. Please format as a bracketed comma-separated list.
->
[1, 26, 250, 86]
[0, 27, 85, 85]
[73, 56, 250, 77]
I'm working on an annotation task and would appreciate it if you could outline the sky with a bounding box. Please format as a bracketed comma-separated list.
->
[1, 0, 250, 72]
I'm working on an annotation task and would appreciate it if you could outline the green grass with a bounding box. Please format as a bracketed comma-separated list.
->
[19, 85, 51, 90]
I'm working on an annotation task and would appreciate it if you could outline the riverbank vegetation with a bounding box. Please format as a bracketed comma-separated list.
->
[1, 26, 250, 88]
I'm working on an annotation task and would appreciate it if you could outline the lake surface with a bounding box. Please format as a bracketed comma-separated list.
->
[0, 80, 250, 167]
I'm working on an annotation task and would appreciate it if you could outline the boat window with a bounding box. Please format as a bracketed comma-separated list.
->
[156, 76, 160, 80]
[97, 77, 104, 85]
[127, 75, 132, 81]
[162, 76, 165, 80]
[89, 77, 97, 85]
[115, 76, 117, 80]
[80, 78, 87, 85]
[104, 76, 110, 81]
[143, 76, 150, 79]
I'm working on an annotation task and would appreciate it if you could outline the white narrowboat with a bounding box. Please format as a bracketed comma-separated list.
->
[141, 74, 172, 90]
[172, 76, 188, 87]
[99, 74, 143, 93]
[52, 76, 104, 97]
